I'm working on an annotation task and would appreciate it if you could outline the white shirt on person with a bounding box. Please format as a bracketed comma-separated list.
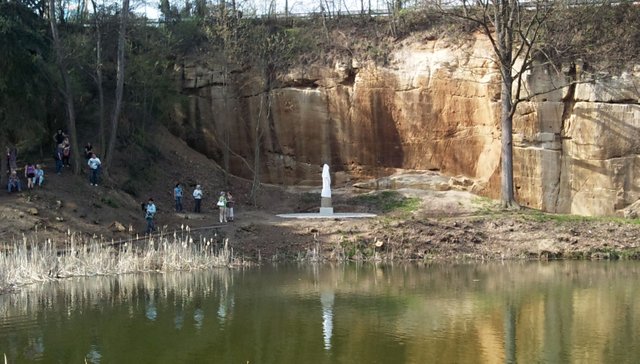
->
[88, 157, 101, 170]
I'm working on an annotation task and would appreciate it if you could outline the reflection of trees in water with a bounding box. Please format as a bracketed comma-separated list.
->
[0, 270, 232, 318]
[1, 269, 237, 362]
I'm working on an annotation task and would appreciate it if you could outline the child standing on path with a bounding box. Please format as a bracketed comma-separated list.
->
[174, 183, 183, 212]
[24, 163, 36, 190]
[226, 192, 235, 222]
[62, 138, 71, 167]
[34, 164, 44, 187]
[217, 191, 227, 223]
[193, 185, 203, 213]
[87, 153, 101, 186]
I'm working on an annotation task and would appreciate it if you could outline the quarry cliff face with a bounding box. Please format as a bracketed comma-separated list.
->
[170, 35, 640, 217]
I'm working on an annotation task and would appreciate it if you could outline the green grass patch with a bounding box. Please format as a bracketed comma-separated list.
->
[471, 196, 500, 216]
[100, 197, 120, 209]
[348, 191, 421, 213]
[466, 199, 640, 226]
[524, 210, 594, 223]
[522, 210, 640, 225]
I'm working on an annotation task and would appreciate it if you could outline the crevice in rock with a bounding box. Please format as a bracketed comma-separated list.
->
[554, 63, 578, 212]
[236, 83, 323, 100]
[604, 98, 638, 104]
[339, 68, 357, 86]
[280, 79, 320, 89]
[182, 81, 228, 90]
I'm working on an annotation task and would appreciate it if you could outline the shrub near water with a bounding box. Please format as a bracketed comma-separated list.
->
[0, 228, 240, 292]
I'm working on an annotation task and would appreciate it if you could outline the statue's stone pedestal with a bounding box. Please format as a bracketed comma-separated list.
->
[320, 207, 334, 215]
[320, 197, 333, 215]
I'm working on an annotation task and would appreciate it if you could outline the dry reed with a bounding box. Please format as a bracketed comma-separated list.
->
[0, 227, 240, 292]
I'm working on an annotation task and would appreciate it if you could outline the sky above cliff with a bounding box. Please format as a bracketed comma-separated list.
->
[132, 0, 402, 19]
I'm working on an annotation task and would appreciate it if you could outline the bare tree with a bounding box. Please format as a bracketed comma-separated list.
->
[433, 0, 553, 208]
[250, 91, 268, 206]
[104, 0, 130, 173]
[231, 25, 297, 205]
[49, 0, 81, 174]
[90, 0, 106, 155]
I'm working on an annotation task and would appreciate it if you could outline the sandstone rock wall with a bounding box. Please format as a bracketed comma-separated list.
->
[171, 36, 640, 216]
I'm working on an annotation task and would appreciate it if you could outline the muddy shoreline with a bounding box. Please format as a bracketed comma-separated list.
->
[223, 210, 640, 262]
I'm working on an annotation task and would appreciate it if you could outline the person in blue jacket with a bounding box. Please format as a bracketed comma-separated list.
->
[174, 183, 183, 212]
[145, 198, 157, 234]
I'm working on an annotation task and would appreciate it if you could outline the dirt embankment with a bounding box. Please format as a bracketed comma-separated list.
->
[3, 175, 640, 262]
[2, 125, 639, 261]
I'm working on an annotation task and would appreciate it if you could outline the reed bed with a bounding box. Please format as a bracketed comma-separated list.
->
[0, 227, 241, 292]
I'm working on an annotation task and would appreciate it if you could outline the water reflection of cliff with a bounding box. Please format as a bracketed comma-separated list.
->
[283, 262, 640, 363]
[1, 263, 640, 363]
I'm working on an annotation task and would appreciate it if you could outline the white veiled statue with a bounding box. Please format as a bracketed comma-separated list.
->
[321, 164, 331, 198]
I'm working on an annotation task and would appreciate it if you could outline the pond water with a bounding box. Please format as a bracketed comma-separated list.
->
[2, 262, 640, 363]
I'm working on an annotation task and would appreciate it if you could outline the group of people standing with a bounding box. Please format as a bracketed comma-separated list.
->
[55, 130, 102, 186]
[6, 129, 102, 193]
[143, 185, 236, 234]
[22, 163, 44, 190]
[216, 191, 235, 223]
[172, 183, 235, 222]
[6, 148, 44, 193]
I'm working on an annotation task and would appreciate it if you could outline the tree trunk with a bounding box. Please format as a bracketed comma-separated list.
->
[250, 92, 265, 207]
[222, 63, 230, 186]
[0, 133, 7, 186]
[498, 0, 518, 208]
[104, 0, 129, 174]
[250, 66, 272, 206]
[49, 0, 81, 175]
[91, 0, 106, 155]
[500, 73, 516, 207]
[57, 0, 66, 24]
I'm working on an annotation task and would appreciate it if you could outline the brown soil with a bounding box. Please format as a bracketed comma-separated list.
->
[2, 126, 640, 261]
